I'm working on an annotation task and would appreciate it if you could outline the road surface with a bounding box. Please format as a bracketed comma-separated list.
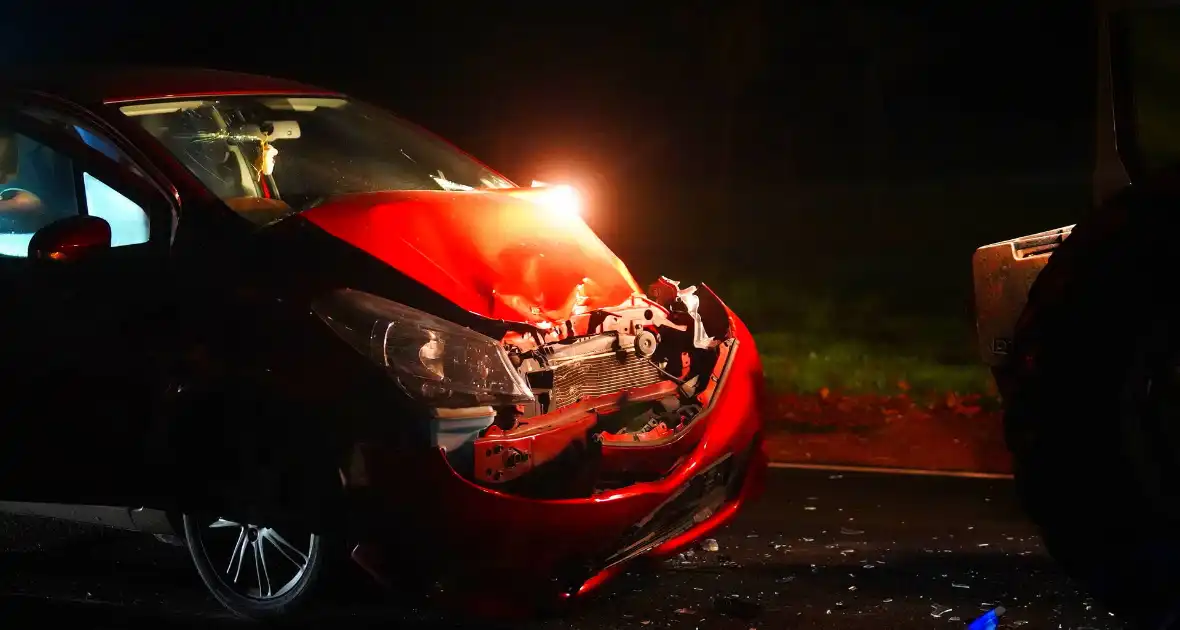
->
[0, 467, 1122, 629]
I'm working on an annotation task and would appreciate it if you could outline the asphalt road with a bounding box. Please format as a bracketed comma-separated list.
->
[0, 467, 1123, 629]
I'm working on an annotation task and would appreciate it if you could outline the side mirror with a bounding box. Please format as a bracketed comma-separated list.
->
[28, 215, 111, 262]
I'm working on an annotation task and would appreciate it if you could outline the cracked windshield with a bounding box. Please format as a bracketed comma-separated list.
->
[119, 96, 513, 224]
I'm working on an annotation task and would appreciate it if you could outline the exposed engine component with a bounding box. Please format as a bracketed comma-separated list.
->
[549, 348, 662, 410]
[634, 330, 658, 357]
[649, 277, 713, 350]
[503, 277, 719, 417]
[597, 401, 703, 443]
[473, 277, 732, 497]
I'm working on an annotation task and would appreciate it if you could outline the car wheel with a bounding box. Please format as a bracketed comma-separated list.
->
[1004, 183, 1180, 629]
[182, 513, 328, 621]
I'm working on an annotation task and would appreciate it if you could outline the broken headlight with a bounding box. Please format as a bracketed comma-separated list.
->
[312, 289, 533, 407]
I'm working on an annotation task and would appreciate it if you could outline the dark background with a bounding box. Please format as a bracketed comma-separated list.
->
[3, 0, 1097, 393]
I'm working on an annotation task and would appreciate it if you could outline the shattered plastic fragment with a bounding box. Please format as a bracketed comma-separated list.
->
[840, 527, 865, 535]
[952, 583, 970, 589]
[930, 603, 952, 618]
[674, 608, 695, 615]
[883, 598, 893, 603]
[700, 538, 720, 552]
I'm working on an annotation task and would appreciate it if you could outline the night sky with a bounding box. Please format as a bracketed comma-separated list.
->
[4, 0, 1095, 318]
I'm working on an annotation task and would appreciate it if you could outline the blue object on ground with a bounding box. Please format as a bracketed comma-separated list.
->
[967, 606, 1006, 630]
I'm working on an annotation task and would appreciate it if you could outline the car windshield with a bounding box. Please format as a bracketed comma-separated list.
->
[116, 95, 514, 224]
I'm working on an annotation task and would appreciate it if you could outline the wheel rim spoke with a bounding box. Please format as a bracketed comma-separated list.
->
[204, 517, 313, 601]
[254, 539, 272, 598]
[262, 529, 308, 567]
[226, 526, 248, 582]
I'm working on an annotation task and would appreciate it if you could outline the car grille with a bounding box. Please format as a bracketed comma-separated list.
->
[549, 351, 664, 410]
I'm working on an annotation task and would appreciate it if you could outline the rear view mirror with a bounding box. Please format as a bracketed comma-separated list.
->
[237, 120, 301, 141]
[28, 215, 111, 262]
[0, 125, 17, 184]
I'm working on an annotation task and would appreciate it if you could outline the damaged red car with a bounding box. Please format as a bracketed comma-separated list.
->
[0, 67, 767, 620]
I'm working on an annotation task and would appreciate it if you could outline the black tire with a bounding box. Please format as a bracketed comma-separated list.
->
[1005, 179, 1180, 629]
[183, 512, 330, 622]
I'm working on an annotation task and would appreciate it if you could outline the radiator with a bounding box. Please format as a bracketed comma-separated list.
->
[549, 351, 664, 410]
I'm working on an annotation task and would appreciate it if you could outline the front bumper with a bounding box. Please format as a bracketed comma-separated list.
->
[345, 310, 767, 599]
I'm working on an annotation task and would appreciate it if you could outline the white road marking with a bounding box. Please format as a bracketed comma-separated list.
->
[768, 461, 1014, 480]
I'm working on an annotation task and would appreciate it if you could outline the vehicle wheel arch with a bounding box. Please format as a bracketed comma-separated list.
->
[160, 374, 349, 533]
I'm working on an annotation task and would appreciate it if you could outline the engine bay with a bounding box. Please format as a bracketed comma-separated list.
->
[458, 277, 735, 499]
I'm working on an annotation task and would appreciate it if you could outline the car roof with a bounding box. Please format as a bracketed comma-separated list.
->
[6, 66, 342, 105]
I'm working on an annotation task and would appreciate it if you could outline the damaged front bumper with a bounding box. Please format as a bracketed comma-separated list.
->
[342, 309, 766, 599]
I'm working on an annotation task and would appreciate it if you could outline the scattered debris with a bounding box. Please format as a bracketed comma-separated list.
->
[952, 582, 970, 589]
[700, 538, 720, 553]
[804, 506, 817, 511]
[840, 526, 865, 535]
[930, 603, 952, 618]
[713, 594, 762, 619]
[674, 607, 695, 615]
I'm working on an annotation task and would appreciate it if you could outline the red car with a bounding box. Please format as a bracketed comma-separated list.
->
[0, 67, 767, 620]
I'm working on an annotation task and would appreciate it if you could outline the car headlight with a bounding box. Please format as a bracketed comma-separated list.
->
[312, 289, 533, 407]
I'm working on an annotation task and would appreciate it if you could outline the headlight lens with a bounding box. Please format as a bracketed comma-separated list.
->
[312, 289, 533, 406]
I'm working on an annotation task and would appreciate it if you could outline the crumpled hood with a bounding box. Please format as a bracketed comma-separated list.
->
[300, 190, 641, 326]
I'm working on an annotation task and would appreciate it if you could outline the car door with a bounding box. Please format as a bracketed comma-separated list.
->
[0, 98, 177, 507]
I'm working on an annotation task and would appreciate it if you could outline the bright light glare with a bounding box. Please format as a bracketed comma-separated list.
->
[526, 180, 583, 217]
[547, 184, 581, 217]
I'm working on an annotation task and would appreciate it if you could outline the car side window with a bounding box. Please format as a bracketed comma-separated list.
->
[0, 109, 151, 258]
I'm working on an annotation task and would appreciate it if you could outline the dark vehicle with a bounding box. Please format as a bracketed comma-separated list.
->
[0, 67, 767, 620]
[973, 1, 1180, 627]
